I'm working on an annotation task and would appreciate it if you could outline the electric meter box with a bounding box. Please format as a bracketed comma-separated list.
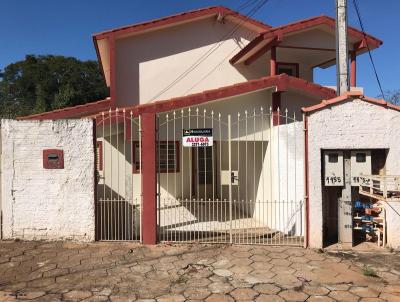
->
[350, 150, 371, 186]
[323, 151, 344, 186]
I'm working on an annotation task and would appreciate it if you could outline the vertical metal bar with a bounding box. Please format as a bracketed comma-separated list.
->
[277, 107, 281, 245]
[195, 109, 199, 242]
[181, 109, 184, 243]
[157, 115, 161, 242]
[261, 107, 265, 245]
[294, 112, 298, 245]
[204, 109, 207, 202]
[245, 110, 248, 207]
[116, 109, 119, 240]
[228, 115, 232, 244]
[131, 116, 134, 241]
[166, 113, 171, 207]
[189, 109, 192, 201]
[123, 109, 126, 240]
[205, 110, 210, 242]
[102, 112, 105, 240]
[286, 108, 289, 245]
[237, 113, 240, 245]
[130, 114, 133, 240]
[218, 113, 222, 243]
[269, 107, 272, 246]
[108, 109, 112, 240]
[253, 109, 256, 241]
[133, 113, 135, 240]
[211, 111, 215, 243]
[166, 113, 169, 242]
[203, 109, 206, 241]
[188, 109, 192, 242]
[383, 208, 386, 247]
[139, 115, 142, 242]
[174, 111, 177, 242]
[212, 110, 215, 202]
[302, 113, 307, 248]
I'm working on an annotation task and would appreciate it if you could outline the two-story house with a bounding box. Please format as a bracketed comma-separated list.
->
[20, 6, 394, 249]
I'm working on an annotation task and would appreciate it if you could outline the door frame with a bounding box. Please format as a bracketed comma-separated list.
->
[191, 142, 218, 199]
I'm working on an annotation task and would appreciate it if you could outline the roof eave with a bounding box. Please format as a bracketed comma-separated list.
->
[301, 91, 400, 113]
[91, 74, 336, 118]
[231, 15, 383, 66]
[17, 98, 112, 120]
[93, 6, 271, 40]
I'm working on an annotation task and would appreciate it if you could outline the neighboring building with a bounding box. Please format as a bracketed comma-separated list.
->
[13, 6, 400, 250]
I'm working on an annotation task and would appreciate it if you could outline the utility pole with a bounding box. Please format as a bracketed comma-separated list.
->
[335, 0, 349, 95]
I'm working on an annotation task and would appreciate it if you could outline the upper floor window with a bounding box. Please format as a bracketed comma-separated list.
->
[277, 62, 299, 78]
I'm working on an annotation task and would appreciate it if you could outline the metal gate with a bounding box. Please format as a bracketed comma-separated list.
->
[95, 109, 142, 241]
[157, 106, 305, 245]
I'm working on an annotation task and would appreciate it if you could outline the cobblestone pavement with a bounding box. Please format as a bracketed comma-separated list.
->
[0, 241, 399, 301]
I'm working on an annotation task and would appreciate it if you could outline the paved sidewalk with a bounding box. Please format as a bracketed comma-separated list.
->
[0, 241, 399, 301]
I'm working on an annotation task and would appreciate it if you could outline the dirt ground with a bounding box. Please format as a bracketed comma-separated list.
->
[0, 241, 399, 301]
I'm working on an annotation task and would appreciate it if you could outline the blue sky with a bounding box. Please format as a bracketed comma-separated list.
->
[1, 0, 398, 97]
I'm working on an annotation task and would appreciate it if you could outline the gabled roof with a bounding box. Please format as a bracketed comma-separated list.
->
[302, 91, 400, 113]
[93, 6, 272, 87]
[93, 6, 271, 40]
[230, 15, 383, 65]
[96, 74, 336, 118]
[18, 98, 111, 120]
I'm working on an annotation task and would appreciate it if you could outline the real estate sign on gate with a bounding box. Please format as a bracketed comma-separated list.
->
[182, 128, 213, 147]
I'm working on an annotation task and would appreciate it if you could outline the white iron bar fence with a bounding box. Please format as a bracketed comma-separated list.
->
[95, 109, 142, 242]
[157, 106, 305, 246]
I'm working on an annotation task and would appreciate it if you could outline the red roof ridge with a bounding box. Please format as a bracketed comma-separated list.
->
[18, 97, 111, 120]
[91, 75, 336, 118]
[302, 92, 400, 113]
[259, 15, 381, 44]
[93, 6, 271, 39]
[261, 15, 331, 35]
[231, 15, 382, 65]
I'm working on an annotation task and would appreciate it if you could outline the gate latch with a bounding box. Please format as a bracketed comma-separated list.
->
[231, 171, 239, 185]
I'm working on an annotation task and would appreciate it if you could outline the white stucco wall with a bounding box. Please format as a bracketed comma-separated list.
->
[1, 119, 95, 241]
[115, 17, 264, 107]
[307, 99, 400, 249]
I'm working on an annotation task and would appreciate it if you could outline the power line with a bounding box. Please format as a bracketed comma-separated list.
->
[147, 0, 269, 102]
[183, 45, 241, 95]
[235, 0, 263, 12]
[184, 1, 271, 95]
[352, 0, 385, 99]
[148, 0, 268, 101]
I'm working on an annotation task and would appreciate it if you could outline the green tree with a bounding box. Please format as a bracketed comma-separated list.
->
[0, 55, 108, 118]
[385, 90, 400, 106]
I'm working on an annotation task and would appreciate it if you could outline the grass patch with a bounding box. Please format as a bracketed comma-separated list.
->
[363, 266, 378, 277]
[176, 275, 189, 283]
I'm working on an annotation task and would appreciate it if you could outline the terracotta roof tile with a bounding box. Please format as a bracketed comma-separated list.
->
[18, 98, 111, 120]
[93, 6, 271, 39]
[230, 15, 382, 65]
[301, 91, 400, 113]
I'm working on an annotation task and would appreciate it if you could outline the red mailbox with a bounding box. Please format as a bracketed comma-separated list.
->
[43, 149, 64, 169]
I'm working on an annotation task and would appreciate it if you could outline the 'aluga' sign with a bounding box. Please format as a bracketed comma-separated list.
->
[182, 128, 213, 147]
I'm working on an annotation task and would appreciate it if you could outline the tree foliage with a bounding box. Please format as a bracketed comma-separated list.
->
[0, 55, 108, 118]
[384, 90, 400, 106]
